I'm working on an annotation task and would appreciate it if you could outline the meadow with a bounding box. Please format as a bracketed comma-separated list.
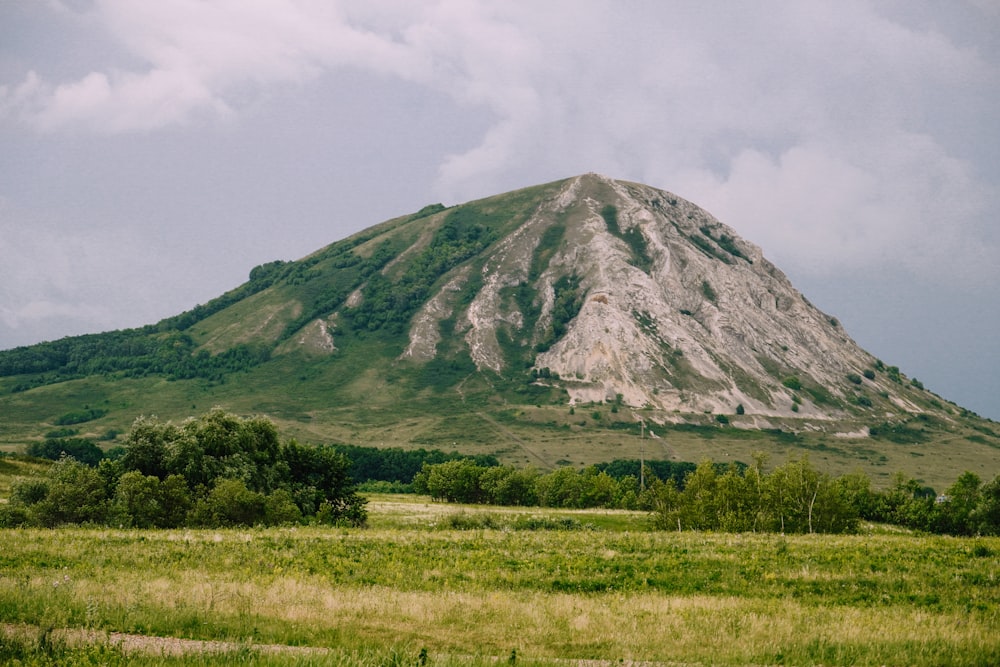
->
[1, 495, 998, 666]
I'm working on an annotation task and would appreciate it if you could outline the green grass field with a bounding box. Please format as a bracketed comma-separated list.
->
[1, 494, 998, 666]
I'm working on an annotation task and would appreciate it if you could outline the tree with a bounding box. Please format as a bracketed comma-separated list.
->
[679, 460, 720, 530]
[971, 475, 1000, 535]
[264, 488, 302, 526]
[190, 478, 266, 527]
[112, 471, 162, 528]
[933, 472, 981, 535]
[29, 456, 109, 527]
[480, 465, 539, 506]
[420, 459, 486, 503]
[121, 416, 174, 479]
[280, 440, 366, 525]
[26, 438, 104, 466]
[535, 467, 586, 508]
[158, 474, 193, 528]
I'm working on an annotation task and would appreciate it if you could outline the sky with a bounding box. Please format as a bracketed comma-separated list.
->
[1, 1, 998, 420]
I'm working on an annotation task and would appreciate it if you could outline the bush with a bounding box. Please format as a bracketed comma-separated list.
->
[701, 280, 717, 303]
[264, 488, 303, 526]
[53, 408, 108, 425]
[782, 377, 802, 391]
[112, 471, 163, 528]
[863, 369, 876, 380]
[847, 373, 863, 385]
[190, 478, 266, 527]
[28, 457, 109, 526]
[26, 438, 104, 466]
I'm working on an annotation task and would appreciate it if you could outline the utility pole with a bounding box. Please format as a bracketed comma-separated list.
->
[639, 419, 645, 492]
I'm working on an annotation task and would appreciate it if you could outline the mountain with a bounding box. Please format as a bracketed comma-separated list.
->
[2, 174, 998, 488]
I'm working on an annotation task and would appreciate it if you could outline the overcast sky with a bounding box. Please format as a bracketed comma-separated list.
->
[2, 1, 998, 420]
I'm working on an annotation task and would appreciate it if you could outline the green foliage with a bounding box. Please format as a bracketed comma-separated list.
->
[12, 456, 110, 527]
[53, 408, 107, 425]
[782, 376, 802, 391]
[5, 409, 366, 529]
[535, 275, 583, 353]
[701, 280, 717, 303]
[416, 460, 653, 510]
[413, 351, 478, 392]
[531, 221, 567, 281]
[346, 208, 497, 337]
[111, 471, 178, 528]
[869, 419, 929, 444]
[333, 444, 498, 486]
[411, 203, 447, 219]
[699, 226, 750, 262]
[854, 395, 873, 407]
[863, 369, 876, 380]
[25, 438, 104, 466]
[651, 456, 858, 534]
[688, 226, 750, 264]
[601, 205, 654, 272]
[189, 478, 267, 527]
[860, 470, 1000, 536]
[0, 329, 272, 390]
[847, 373, 863, 385]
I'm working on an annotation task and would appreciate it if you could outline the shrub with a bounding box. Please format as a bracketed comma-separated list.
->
[53, 408, 108, 425]
[190, 479, 266, 527]
[112, 471, 163, 528]
[863, 369, 876, 380]
[847, 373, 862, 385]
[264, 488, 303, 526]
[701, 280, 717, 303]
[26, 437, 104, 466]
[735, 403, 745, 415]
[782, 377, 802, 391]
[28, 457, 109, 526]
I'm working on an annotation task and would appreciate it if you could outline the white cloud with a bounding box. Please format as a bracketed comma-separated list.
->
[676, 133, 992, 279]
[4, 0, 424, 132]
[1, 0, 996, 282]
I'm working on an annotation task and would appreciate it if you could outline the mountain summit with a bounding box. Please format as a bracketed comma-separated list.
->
[277, 172, 913, 422]
[400, 173, 876, 420]
[2, 174, 997, 485]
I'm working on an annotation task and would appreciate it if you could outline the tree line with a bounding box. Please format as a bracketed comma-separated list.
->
[2, 409, 366, 529]
[8, 411, 1000, 536]
[411, 455, 1000, 536]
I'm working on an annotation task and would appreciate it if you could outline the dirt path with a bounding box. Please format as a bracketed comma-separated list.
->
[475, 410, 552, 467]
[1, 623, 326, 658]
[2, 622, 693, 665]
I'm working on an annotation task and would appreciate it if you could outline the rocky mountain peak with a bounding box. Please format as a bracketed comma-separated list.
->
[395, 173, 914, 423]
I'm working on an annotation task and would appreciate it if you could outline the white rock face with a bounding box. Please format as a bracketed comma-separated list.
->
[402, 173, 912, 419]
